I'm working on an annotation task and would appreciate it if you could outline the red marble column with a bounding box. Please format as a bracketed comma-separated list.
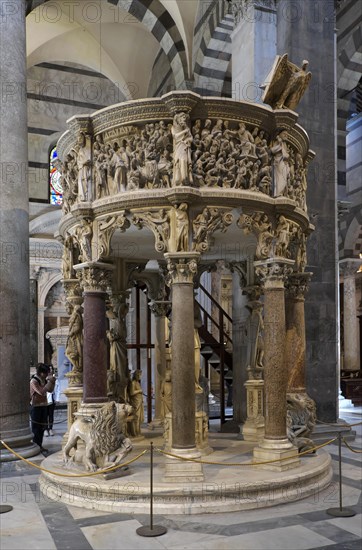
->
[75, 262, 114, 405]
[83, 291, 108, 403]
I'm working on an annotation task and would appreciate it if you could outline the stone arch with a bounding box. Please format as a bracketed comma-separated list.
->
[193, 2, 233, 96]
[26, 0, 188, 89]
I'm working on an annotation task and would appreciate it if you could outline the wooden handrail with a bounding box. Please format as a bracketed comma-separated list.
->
[198, 283, 233, 324]
[196, 300, 232, 345]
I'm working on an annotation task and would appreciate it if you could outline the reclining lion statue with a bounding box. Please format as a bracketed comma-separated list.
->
[63, 401, 133, 472]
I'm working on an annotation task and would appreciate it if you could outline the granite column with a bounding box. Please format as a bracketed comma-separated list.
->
[340, 261, 360, 372]
[253, 260, 299, 471]
[0, 0, 38, 460]
[285, 273, 312, 392]
[164, 253, 203, 481]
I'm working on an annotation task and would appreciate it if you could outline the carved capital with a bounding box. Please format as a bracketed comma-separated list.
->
[285, 272, 312, 301]
[63, 278, 83, 310]
[339, 259, 360, 279]
[149, 300, 171, 317]
[254, 259, 294, 289]
[164, 252, 200, 285]
[74, 262, 115, 293]
[243, 284, 262, 301]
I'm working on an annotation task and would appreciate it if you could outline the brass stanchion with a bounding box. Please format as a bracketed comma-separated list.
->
[136, 441, 167, 537]
[326, 432, 356, 517]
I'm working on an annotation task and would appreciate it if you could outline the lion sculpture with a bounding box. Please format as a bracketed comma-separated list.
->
[63, 401, 133, 472]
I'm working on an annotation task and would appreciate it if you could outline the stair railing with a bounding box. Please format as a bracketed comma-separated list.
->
[197, 283, 233, 424]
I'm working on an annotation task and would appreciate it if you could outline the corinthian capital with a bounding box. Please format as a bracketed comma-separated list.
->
[164, 252, 200, 285]
[254, 259, 294, 289]
[285, 272, 312, 301]
[74, 261, 115, 292]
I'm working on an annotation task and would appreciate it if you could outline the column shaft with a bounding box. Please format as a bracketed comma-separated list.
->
[171, 282, 195, 448]
[0, 0, 38, 459]
[343, 273, 359, 372]
[83, 292, 108, 403]
[154, 313, 167, 421]
[264, 285, 287, 439]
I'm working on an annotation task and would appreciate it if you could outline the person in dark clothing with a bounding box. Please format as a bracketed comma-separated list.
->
[30, 364, 55, 455]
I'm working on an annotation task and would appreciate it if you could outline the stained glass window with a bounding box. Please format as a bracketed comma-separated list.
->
[50, 146, 63, 205]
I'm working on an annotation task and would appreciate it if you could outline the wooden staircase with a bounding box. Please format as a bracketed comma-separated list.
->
[196, 283, 233, 424]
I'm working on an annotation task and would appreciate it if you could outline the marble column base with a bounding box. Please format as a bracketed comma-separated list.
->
[163, 447, 204, 482]
[62, 386, 83, 447]
[242, 419, 265, 442]
[0, 430, 39, 462]
[163, 412, 213, 456]
[253, 438, 300, 471]
[147, 418, 164, 430]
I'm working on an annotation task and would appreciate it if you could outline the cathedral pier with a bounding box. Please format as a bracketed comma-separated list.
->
[0, 0, 38, 460]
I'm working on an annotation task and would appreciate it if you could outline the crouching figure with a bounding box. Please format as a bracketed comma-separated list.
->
[63, 401, 133, 472]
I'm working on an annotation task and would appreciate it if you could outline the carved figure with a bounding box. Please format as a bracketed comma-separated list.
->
[194, 300, 203, 393]
[63, 401, 133, 471]
[238, 123, 256, 157]
[261, 54, 312, 111]
[275, 215, 291, 257]
[110, 142, 129, 193]
[128, 370, 144, 437]
[271, 131, 290, 197]
[76, 219, 93, 262]
[246, 304, 264, 380]
[75, 132, 92, 201]
[65, 304, 83, 375]
[62, 233, 74, 279]
[172, 112, 193, 186]
[175, 203, 189, 252]
[287, 393, 316, 452]
[107, 328, 129, 402]
[94, 136, 109, 198]
[160, 369, 172, 418]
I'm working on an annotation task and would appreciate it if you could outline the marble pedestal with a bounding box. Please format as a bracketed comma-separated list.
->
[242, 379, 265, 441]
[164, 412, 213, 456]
[253, 439, 300, 472]
[163, 446, 204, 482]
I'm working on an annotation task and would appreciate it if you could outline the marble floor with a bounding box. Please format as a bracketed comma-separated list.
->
[1, 406, 361, 550]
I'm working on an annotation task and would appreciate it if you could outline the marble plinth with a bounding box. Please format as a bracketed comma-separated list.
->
[39, 434, 332, 514]
[253, 439, 300, 471]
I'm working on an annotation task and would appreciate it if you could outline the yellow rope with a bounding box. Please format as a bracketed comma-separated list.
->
[316, 419, 362, 428]
[156, 437, 337, 466]
[0, 440, 148, 477]
[342, 437, 362, 454]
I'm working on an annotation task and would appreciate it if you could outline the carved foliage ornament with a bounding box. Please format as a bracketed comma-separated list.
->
[76, 265, 114, 292]
[255, 262, 294, 287]
[97, 213, 130, 261]
[192, 207, 233, 252]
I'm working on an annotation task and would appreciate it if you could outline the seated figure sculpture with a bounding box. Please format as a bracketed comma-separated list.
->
[63, 401, 133, 472]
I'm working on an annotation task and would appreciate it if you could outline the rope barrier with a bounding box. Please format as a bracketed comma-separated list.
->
[342, 438, 362, 454]
[0, 440, 148, 477]
[156, 437, 337, 466]
[316, 419, 362, 428]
